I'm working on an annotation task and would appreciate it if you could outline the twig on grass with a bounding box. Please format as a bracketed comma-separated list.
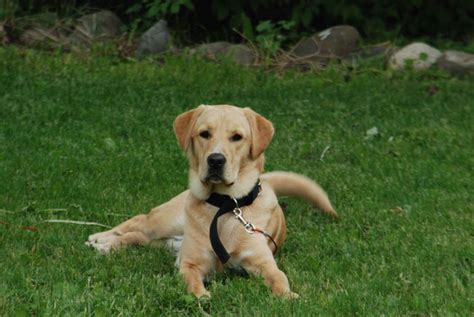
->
[0, 209, 15, 214]
[42, 208, 68, 212]
[320, 145, 331, 161]
[105, 212, 130, 217]
[40, 219, 111, 228]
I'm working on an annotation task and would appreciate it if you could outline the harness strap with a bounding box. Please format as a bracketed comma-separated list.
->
[206, 182, 261, 264]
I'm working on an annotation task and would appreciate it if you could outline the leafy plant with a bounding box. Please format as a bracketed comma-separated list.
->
[3, 0, 473, 43]
[126, 0, 194, 30]
[0, 0, 20, 20]
[255, 20, 296, 55]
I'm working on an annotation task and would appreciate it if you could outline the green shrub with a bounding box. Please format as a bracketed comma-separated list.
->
[4, 0, 473, 43]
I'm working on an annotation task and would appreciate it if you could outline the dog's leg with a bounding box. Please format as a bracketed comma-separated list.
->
[86, 190, 188, 253]
[180, 260, 212, 298]
[179, 240, 215, 297]
[240, 243, 299, 299]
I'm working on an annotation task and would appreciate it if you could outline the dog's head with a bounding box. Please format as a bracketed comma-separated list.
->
[173, 105, 274, 199]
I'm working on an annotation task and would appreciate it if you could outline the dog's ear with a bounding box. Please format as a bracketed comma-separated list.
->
[244, 108, 274, 159]
[173, 106, 204, 151]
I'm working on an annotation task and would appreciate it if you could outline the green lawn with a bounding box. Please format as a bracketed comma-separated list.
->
[0, 47, 472, 316]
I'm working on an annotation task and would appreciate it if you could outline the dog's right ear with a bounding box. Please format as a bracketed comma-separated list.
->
[173, 106, 204, 151]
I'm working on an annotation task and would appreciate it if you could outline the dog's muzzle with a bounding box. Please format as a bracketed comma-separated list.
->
[206, 153, 226, 182]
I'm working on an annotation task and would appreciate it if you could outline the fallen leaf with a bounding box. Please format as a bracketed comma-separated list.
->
[364, 126, 379, 140]
[104, 137, 117, 150]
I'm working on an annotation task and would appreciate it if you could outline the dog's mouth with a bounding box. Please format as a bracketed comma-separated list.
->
[203, 173, 234, 186]
[207, 173, 223, 184]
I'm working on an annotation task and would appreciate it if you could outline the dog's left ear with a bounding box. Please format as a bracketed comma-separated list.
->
[173, 106, 205, 151]
[244, 108, 274, 159]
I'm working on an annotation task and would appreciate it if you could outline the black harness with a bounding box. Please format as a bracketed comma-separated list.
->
[206, 181, 277, 264]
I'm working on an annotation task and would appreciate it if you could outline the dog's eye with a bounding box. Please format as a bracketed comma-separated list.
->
[231, 133, 243, 142]
[199, 130, 211, 139]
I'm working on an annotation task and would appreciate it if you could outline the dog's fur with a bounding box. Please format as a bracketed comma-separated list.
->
[86, 105, 337, 298]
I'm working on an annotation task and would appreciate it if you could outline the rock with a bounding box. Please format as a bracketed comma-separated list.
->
[193, 42, 256, 65]
[69, 10, 124, 45]
[20, 26, 50, 46]
[437, 50, 474, 75]
[290, 25, 361, 64]
[345, 42, 395, 60]
[136, 19, 170, 58]
[19, 26, 65, 47]
[389, 42, 441, 70]
[0, 21, 13, 44]
[193, 41, 232, 56]
[223, 44, 255, 65]
[77, 10, 123, 38]
[6, 12, 63, 46]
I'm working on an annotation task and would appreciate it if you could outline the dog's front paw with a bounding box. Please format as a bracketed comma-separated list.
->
[282, 291, 299, 299]
[85, 230, 122, 254]
[195, 290, 211, 299]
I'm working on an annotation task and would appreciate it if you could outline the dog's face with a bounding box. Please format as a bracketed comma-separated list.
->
[173, 105, 274, 198]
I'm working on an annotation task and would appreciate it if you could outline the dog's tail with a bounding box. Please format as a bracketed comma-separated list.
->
[261, 171, 338, 218]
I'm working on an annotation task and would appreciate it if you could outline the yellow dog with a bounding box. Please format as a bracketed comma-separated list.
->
[87, 105, 337, 298]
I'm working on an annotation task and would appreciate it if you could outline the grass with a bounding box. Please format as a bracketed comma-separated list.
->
[0, 47, 472, 316]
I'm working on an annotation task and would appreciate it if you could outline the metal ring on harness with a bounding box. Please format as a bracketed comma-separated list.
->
[244, 223, 256, 233]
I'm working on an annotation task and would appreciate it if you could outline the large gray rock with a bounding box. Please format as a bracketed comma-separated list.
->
[193, 42, 256, 65]
[15, 12, 66, 47]
[19, 26, 65, 47]
[389, 42, 441, 70]
[194, 41, 232, 56]
[221, 44, 255, 65]
[69, 10, 124, 45]
[136, 20, 170, 58]
[345, 42, 396, 60]
[437, 50, 474, 75]
[290, 25, 361, 64]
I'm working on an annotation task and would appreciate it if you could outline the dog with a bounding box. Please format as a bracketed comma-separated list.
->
[86, 105, 337, 298]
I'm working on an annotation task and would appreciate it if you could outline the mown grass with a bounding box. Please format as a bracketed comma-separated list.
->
[0, 47, 472, 316]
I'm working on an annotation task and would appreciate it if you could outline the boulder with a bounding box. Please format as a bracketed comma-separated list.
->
[345, 42, 396, 61]
[19, 26, 64, 47]
[389, 42, 441, 70]
[193, 41, 232, 56]
[69, 10, 124, 45]
[193, 42, 256, 65]
[10, 12, 65, 47]
[437, 50, 474, 75]
[290, 25, 361, 64]
[222, 44, 255, 65]
[136, 19, 170, 58]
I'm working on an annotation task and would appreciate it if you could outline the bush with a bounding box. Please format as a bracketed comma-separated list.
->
[3, 0, 473, 43]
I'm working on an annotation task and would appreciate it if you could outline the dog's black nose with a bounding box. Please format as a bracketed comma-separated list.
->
[207, 153, 226, 168]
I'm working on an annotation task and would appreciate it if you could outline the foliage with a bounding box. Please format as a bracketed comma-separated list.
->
[2, 0, 472, 44]
[254, 20, 296, 55]
[1, 0, 78, 20]
[125, 0, 194, 31]
[0, 0, 20, 20]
